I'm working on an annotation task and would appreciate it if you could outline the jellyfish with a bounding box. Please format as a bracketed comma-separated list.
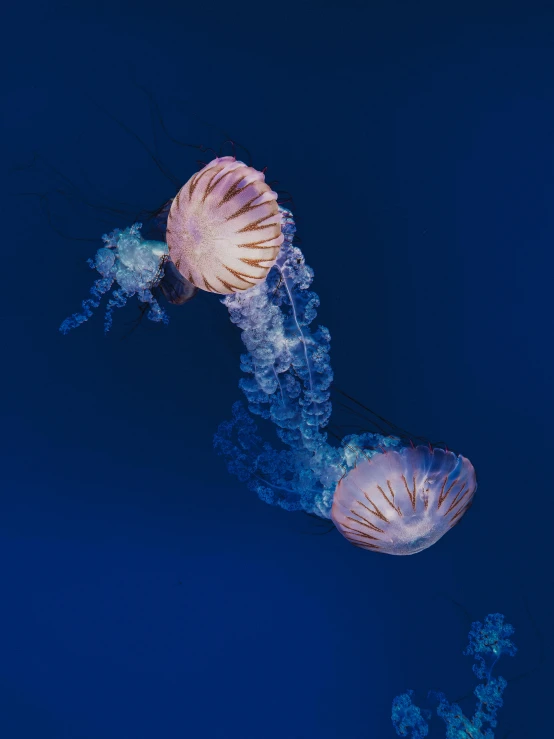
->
[58, 222, 197, 335]
[166, 156, 283, 293]
[331, 445, 476, 555]
[60, 155, 477, 555]
[59, 156, 282, 333]
[213, 205, 477, 554]
[392, 613, 517, 737]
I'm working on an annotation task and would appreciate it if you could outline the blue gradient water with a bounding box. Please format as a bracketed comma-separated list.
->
[1, 2, 552, 736]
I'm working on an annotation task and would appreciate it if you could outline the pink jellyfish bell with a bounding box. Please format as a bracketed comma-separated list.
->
[331, 445, 477, 555]
[166, 157, 284, 294]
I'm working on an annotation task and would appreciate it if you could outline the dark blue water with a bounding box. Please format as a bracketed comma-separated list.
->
[1, 2, 552, 736]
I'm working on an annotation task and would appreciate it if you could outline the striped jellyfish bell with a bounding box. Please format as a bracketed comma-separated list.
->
[331, 445, 477, 555]
[166, 157, 284, 294]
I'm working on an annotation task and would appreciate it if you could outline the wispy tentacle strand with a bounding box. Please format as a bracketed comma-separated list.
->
[214, 208, 387, 517]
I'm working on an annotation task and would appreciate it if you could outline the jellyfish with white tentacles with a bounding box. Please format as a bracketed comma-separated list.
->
[213, 206, 477, 553]
[60, 155, 476, 555]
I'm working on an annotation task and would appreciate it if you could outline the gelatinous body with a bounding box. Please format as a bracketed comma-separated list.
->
[392, 613, 517, 737]
[158, 259, 198, 305]
[59, 153, 478, 556]
[59, 223, 170, 334]
[166, 157, 283, 294]
[215, 208, 478, 554]
[331, 445, 477, 555]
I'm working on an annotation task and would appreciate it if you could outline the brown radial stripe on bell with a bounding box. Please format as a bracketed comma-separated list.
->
[376, 481, 402, 516]
[218, 277, 241, 292]
[237, 237, 281, 250]
[239, 257, 273, 269]
[218, 177, 252, 206]
[443, 482, 471, 517]
[238, 214, 280, 233]
[188, 163, 218, 200]
[437, 477, 458, 510]
[223, 264, 257, 287]
[202, 275, 217, 292]
[346, 511, 385, 534]
[225, 194, 271, 220]
[359, 492, 390, 524]
[401, 475, 417, 511]
[201, 166, 235, 204]
[342, 522, 380, 543]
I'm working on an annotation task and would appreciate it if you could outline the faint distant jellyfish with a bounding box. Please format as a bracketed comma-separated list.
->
[166, 156, 283, 293]
[392, 613, 517, 737]
[58, 223, 185, 335]
[59, 156, 280, 333]
[331, 445, 477, 555]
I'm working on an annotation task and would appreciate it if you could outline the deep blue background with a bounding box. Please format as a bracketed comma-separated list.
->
[1, 1, 553, 736]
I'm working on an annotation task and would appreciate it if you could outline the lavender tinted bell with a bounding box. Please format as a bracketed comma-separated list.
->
[331, 445, 477, 555]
